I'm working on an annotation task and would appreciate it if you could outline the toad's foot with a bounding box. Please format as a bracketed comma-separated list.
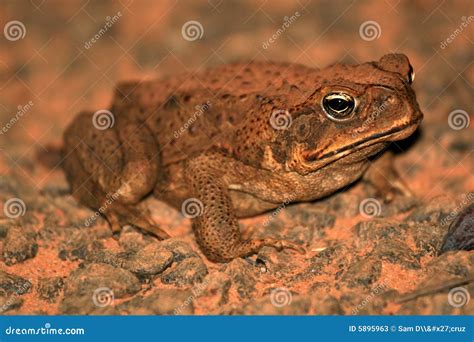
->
[63, 111, 169, 240]
[363, 151, 414, 202]
[106, 203, 170, 240]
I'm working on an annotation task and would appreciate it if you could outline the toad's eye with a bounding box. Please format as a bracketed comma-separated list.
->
[322, 92, 356, 121]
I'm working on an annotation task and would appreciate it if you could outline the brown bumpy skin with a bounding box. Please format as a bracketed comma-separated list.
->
[185, 151, 305, 262]
[63, 54, 423, 262]
[63, 112, 169, 239]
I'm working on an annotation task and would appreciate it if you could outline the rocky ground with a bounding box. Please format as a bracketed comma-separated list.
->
[0, 0, 473, 315]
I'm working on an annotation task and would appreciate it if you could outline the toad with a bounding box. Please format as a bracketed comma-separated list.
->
[63, 53, 423, 262]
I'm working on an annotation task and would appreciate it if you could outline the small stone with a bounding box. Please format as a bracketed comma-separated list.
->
[383, 197, 419, 217]
[355, 220, 409, 246]
[256, 246, 300, 274]
[57, 229, 105, 262]
[440, 203, 474, 254]
[342, 256, 382, 288]
[424, 251, 472, 282]
[87, 243, 174, 277]
[399, 284, 474, 315]
[341, 287, 395, 315]
[118, 226, 155, 252]
[60, 263, 141, 314]
[312, 295, 344, 315]
[2, 227, 38, 265]
[123, 243, 174, 276]
[411, 222, 446, 256]
[161, 257, 208, 286]
[0, 270, 31, 313]
[86, 249, 121, 267]
[0, 270, 32, 298]
[237, 292, 312, 315]
[325, 193, 361, 218]
[60, 294, 119, 315]
[405, 196, 457, 225]
[310, 245, 347, 273]
[197, 272, 231, 310]
[37, 277, 64, 302]
[290, 245, 350, 283]
[0, 295, 23, 313]
[64, 263, 141, 298]
[285, 225, 313, 246]
[0, 224, 9, 238]
[47, 194, 105, 228]
[120, 288, 195, 315]
[160, 238, 198, 262]
[372, 239, 420, 269]
[224, 258, 258, 299]
[288, 204, 336, 229]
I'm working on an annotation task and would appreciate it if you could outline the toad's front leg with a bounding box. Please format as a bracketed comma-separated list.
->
[184, 152, 305, 263]
[363, 150, 414, 202]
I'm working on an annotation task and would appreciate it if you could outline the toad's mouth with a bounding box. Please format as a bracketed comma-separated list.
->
[302, 120, 420, 167]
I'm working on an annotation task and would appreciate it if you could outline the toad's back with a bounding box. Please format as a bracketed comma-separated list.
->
[109, 61, 318, 165]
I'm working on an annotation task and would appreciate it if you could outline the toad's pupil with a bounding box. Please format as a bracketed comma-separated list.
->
[329, 98, 348, 111]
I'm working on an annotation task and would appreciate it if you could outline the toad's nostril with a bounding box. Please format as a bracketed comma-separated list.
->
[385, 95, 396, 105]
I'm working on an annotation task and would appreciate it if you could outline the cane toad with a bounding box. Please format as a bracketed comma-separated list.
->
[63, 53, 423, 262]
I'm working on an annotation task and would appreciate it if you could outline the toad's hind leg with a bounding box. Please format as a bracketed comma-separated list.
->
[63, 111, 169, 239]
